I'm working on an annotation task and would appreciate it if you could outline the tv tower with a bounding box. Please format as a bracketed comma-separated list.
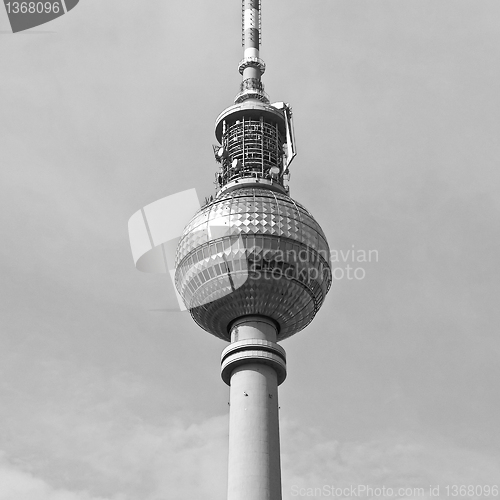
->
[130, 1, 331, 499]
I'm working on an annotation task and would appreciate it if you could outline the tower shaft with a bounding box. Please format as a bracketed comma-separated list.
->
[221, 317, 286, 500]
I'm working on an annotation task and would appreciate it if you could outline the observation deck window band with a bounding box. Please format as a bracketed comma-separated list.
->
[221, 352, 287, 385]
[221, 348, 286, 368]
[221, 341, 286, 366]
[221, 351, 286, 373]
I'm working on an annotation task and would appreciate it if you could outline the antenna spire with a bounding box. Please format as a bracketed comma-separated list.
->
[236, 0, 267, 103]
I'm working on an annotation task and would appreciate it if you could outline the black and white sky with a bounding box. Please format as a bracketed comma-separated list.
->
[0, 1, 499, 499]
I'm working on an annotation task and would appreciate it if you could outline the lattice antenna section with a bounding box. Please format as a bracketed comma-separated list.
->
[218, 116, 285, 186]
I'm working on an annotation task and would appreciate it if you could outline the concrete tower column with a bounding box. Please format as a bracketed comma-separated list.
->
[221, 316, 287, 500]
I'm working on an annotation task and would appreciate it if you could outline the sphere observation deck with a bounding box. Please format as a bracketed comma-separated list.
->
[174, 187, 331, 341]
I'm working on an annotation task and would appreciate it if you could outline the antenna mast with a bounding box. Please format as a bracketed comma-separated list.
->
[212, 0, 297, 195]
[236, 0, 267, 103]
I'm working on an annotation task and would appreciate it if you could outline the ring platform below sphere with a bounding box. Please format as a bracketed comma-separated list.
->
[174, 187, 332, 341]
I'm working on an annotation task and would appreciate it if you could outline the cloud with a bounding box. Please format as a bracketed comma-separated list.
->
[0, 409, 229, 500]
[0, 452, 115, 500]
[2, 394, 500, 500]
[1, 361, 499, 500]
[281, 421, 500, 500]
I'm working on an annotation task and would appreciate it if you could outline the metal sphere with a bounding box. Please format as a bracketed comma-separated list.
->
[175, 187, 331, 341]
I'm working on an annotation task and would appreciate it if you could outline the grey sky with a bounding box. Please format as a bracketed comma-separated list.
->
[0, 1, 499, 499]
